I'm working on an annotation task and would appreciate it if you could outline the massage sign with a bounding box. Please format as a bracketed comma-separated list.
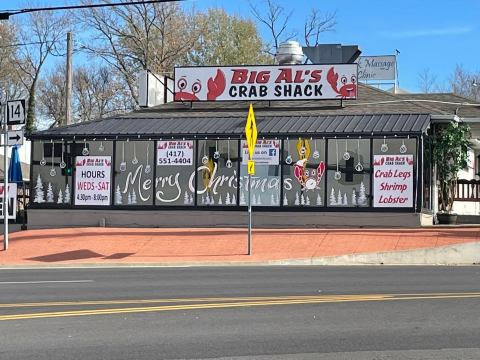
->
[373, 155, 414, 207]
[74, 156, 112, 205]
[174, 64, 358, 101]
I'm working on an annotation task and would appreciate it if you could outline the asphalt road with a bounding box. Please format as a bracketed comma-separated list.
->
[0, 266, 480, 359]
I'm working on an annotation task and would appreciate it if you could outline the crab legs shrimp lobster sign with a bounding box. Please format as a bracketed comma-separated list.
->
[174, 64, 358, 101]
[373, 155, 414, 207]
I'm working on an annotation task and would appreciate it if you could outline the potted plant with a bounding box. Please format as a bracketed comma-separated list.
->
[432, 121, 471, 224]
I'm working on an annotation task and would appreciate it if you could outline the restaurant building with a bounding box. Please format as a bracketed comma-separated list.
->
[26, 61, 480, 229]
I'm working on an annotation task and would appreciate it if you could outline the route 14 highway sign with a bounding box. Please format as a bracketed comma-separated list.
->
[6, 99, 26, 125]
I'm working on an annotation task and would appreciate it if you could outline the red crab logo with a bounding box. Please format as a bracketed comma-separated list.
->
[327, 67, 357, 98]
[175, 69, 226, 101]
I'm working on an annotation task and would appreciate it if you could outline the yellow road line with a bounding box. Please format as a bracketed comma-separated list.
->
[0, 294, 392, 309]
[1, 292, 480, 321]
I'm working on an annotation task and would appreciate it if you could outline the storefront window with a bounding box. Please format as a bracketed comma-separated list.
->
[155, 140, 196, 206]
[372, 137, 416, 208]
[239, 139, 280, 207]
[327, 138, 371, 207]
[114, 140, 154, 205]
[283, 138, 326, 207]
[196, 139, 238, 206]
[32, 140, 71, 205]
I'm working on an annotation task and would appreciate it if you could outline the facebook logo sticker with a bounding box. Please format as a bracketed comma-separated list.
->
[269, 149, 276, 156]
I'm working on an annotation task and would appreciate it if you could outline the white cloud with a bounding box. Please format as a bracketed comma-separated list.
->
[382, 26, 474, 38]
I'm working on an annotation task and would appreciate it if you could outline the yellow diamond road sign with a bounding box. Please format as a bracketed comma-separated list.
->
[245, 104, 257, 160]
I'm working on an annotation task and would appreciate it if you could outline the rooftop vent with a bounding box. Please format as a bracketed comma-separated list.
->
[275, 41, 304, 65]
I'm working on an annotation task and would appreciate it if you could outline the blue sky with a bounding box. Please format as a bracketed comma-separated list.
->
[2, 0, 479, 92]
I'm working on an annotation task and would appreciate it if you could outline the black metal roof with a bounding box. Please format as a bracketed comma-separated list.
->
[31, 113, 431, 139]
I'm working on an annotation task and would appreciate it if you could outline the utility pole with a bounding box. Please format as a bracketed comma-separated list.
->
[2, 104, 8, 250]
[65, 32, 73, 125]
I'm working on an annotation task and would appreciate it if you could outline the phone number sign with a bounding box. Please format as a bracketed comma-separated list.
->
[157, 140, 194, 166]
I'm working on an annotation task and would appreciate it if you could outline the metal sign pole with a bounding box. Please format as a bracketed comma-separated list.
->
[3, 105, 8, 251]
[248, 173, 252, 255]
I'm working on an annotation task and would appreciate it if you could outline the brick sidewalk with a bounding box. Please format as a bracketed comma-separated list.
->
[1, 227, 479, 266]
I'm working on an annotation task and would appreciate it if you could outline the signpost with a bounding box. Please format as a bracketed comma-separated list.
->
[245, 104, 257, 255]
[3, 99, 26, 251]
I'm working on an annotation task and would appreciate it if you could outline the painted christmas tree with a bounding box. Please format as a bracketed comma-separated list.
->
[189, 194, 194, 205]
[115, 185, 122, 205]
[231, 194, 236, 206]
[57, 189, 63, 204]
[183, 191, 189, 205]
[46, 182, 54, 203]
[225, 193, 231, 205]
[64, 184, 71, 204]
[351, 189, 357, 206]
[330, 188, 336, 206]
[343, 193, 348, 206]
[271, 193, 275, 206]
[218, 195, 223, 205]
[358, 181, 367, 205]
[127, 192, 132, 205]
[201, 195, 206, 205]
[33, 174, 45, 203]
[283, 193, 288, 206]
[257, 194, 262, 205]
[131, 190, 137, 204]
[316, 193, 322, 206]
[251, 194, 256, 206]
[337, 189, 342, 206]
[305, 195, 311, 206]
[300, 193, 305, 206]
[240, 191, 246, 205]
[294, 192, 300, 205]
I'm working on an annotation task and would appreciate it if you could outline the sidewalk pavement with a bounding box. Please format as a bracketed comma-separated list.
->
[1, 227, 480, 267]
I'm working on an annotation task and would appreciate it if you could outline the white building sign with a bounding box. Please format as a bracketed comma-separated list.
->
[373, 154, 414, 207]
[241, 139, 280, 165]
[358, 56, 396, 81]
[157, 140, 194, 166]
[0, 183, 17, 220]
[174, 64, 358, 101]
[74, 156, 112, 206]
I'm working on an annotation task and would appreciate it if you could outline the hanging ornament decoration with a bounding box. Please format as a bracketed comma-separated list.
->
[213, 140, 220, 159]
[49, 142, 57, 177]
[82, 139, 89, 156]
[400, 138, 407, 154]
[226, 139, 233, 168]
[132, 142, 138, 164]
[355, 138, 364, 172]
[202, 141, 209, 164]
[343, 138, 351, 160]
[98, 140, 105, 152]
[40, 140, 47, 166]
[312, 139, 320, 159]
[285, 138, 293, 164]
[145, 142, 151, 174]
[334, 137, 342, 180]
[119, 142, 127, 172]
[59, 143, 66, 169]
[381, 136, 388, 153]
[296, 137, 310, 160]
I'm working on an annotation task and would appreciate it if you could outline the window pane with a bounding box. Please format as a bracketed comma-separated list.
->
[283, 138, 326, 207]
[327, 138, 371, 207]
[156, 140, 196, 206]
[197, 140, 238, 206]
[32, 140, 71, 205]
[114, 141, 154, 205]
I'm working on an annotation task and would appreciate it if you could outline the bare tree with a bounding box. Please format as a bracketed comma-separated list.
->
[36, 69, 66, 128]
[450, 64, 480, 101]
[304, 9, 336, 47]
[417, 68, 438, 93]
[15, 9, 71, 133]
[77, 0, 200, 106]
[0, 22, 27, 102]
[250, 0, 336, 56]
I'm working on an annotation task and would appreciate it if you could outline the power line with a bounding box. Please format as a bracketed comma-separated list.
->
[0, 0, 184, 20]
